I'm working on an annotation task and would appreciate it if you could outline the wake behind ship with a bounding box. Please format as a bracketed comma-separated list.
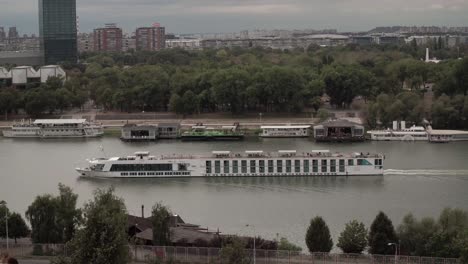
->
[76, 150, 385, 178]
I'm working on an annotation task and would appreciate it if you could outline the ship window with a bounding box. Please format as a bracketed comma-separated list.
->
[286, 160, 292, 173]
[206, 161, 212, 174]
[330, 160, 336, 173]
[241, 160, 247, 173]
[357, 159, 372, 166]
[259, 160, 265, 173]
[312, 160, 318, 172]
[339, 159, 345, 172]
[178, 164, 188, 171]
[268, 160, 274, 173]
[295, 160, 301, 173]
[110, 164, 172, 172]
[224, 160, 229, 173]
[304, 160, 309, 173]
[233, 160, 239, 173]
[348, 159, 354, 166]
[250, 160, 256, 173]
[321, 160, 327, 173]
[215, 161, 221, 173]
[277, 160, 283, 173]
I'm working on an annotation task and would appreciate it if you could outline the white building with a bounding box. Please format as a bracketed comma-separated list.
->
[0, 65, 66, 85]
[166, 39, 201, 50]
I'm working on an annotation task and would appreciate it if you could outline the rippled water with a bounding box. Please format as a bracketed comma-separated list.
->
[0, 137, 467, 249]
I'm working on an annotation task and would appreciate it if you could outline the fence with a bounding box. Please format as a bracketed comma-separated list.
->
[0, 243, 461, 264]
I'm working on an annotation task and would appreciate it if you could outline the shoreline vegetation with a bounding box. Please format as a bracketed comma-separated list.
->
[0, 43, 467, 130]
[1, 184, 468, 263]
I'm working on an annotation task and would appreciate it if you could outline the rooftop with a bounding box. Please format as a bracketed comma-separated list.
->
[34, 119, 87, 124]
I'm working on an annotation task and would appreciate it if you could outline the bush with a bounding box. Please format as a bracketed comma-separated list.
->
[305, 216, 333, 253]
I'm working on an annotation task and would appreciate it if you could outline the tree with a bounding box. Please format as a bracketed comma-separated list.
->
[322, 64, 375, 108]
[26, 194, 61, 243]
[56, 183, 82, 243]
[68, 188, 128, 264]
[212, 68, 250, 114]
[277, 237, 302, 252]
[25, 184, 81, 244]
[168, 94, 184, 115]
[317, 108, 330, 122]
[7, 212, 30, 243]
[398, 213, 438, 256]
[305, 216, 333, 253]
[182, 90, 198, 115]
[220, 237, 250, 264]
[151, 202, 172, 246]
[0, 88, 20, 120]
[337, 220, 368, 254]
[368, 212, 398, 255]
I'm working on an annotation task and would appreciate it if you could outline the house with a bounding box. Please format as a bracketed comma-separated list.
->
[313, 119, 365, 142]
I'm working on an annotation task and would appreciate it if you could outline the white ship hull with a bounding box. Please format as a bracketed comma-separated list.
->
[2, 119, 104, 139]
[76, 151, 385, 178]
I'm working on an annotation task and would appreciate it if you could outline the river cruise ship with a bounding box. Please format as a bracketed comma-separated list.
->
[76, 150, 385, 178]
[2, 119, 104, 138]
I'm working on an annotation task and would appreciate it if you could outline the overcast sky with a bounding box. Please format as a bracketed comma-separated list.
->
[1, 0, 468, 34]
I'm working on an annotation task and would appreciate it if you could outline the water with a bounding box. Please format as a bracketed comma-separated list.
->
[1, 137, 467, 249]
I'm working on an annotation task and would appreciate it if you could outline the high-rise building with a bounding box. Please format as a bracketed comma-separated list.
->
[39, 0, 77, 64]
[8, 27, 19, 39]
[0, 27, 6, 40]
[93, 24, 123, 52]
[136, 25, 165, 51]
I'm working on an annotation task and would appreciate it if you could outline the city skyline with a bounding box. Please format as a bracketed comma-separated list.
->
[1, 0, 468, 35]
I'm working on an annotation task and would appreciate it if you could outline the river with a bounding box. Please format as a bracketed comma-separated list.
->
[0, 137, 467, 249]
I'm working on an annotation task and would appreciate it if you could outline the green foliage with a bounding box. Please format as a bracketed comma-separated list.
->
[151, 202, 172, 246]
[322, 64, 375, 108]
[337, 220, 368, 254]
[368, 212, 398, 255]
[277, 237, 302, 252]
[305, 216, 333, 253]
[7, 212, 30, 243]
[25, 184, 81, 244]
[317, 108, 330, 122]
[220, 237, 250, 264]
[398, 213, 439, 256]
[68, 187, 129, 264]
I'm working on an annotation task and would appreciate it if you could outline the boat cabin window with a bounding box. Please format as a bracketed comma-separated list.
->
[277, 160, 283, 173]
[286, 160, 292, 173]
[348, 159, 354, 166]
[224, 161, 230, 173]
[241, 160, 247, 173]
[215, 161, 221, 173]
[321, 160, 327, 173]
[91, 164, 105, 171]
[233, 160, 239, 173]
[357, 159, 372, 166]
[268, 160, 274, 173]
[295, 160, 301, 173]
[304, 160, 310, 173]
[206, 161, 212, 174]
[250, 160, 256, 173]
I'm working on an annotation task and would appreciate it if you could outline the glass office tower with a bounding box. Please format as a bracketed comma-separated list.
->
[39, 0, 77, 64]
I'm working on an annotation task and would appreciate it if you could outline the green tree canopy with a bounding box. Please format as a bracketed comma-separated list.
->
[68, 187, 128, 264]
[337, 220, 368, 254]
[305, 216, 333, 253]
[7, 212, 30, 243]
[151, 202, 172, 246]
[368, 212, 398, 255]
[25, 184, 81, 244]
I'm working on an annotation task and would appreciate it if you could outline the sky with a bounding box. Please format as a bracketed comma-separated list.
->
[1, 0, 468, 35]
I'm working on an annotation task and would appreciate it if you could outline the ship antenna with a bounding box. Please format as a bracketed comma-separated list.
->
[99, 145, 107, 158]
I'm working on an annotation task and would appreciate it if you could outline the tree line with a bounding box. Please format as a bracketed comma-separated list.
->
[304, 209, 468, 262]
[0, 44, 467, 128]
[1, 184, 468, 263]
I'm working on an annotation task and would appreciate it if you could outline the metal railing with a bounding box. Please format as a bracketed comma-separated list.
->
[0, 243, 460, 264]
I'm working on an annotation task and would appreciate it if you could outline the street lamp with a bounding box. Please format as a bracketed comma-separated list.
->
[388, 242, 398, 264]
[245, 224, 256, 264]
[0, 201, 8, 252]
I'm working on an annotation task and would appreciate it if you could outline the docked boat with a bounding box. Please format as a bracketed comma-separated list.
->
[260, 125, 311, 138]
[76, 150, 385, 178]
[181, 123, 244, 141]
[367, 121, 428, 141]
[2, 119, 104, 138]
